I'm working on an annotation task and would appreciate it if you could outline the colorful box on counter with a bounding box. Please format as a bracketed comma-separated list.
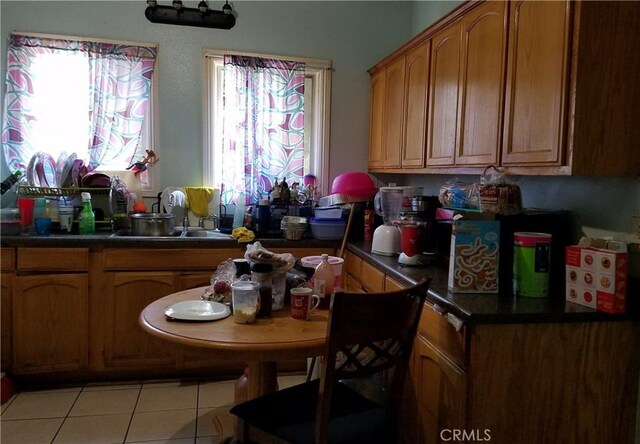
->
[448, 220, 500, 293]
[566, 239, 628, 314]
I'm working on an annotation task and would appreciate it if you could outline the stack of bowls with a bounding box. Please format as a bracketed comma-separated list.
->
[280, 216, 308, 240]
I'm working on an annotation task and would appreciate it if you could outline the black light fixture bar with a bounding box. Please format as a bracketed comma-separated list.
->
[145, 1, 236, 30]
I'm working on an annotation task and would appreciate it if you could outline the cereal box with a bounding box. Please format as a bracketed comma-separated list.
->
[448, 220, 500, 293]
[565, 239, 628, 314]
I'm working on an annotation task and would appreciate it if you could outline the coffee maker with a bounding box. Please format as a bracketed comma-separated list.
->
[411, 195, 439, 253]
[371, 187, 403, 256]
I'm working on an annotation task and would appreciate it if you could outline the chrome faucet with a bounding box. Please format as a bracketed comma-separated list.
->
[198, 214, 219, 230]
[182, 215, 189, 230]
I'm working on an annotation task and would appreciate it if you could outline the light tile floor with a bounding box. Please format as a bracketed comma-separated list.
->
[0, 374, 306, 444]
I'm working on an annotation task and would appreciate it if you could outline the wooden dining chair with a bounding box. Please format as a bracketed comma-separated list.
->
[229, 278, 430, 444]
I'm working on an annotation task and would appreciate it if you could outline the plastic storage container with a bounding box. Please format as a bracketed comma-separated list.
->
[301, 255, 344, 291]
[309, 217, 346, 240]
[280, 216, 308, 240]
[313, 206, 343, 219]
[0, 208, 20, 235]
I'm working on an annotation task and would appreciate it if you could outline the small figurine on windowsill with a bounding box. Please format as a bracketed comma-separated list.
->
[126, 149, 160, 175]
[290, 181, 299, 205]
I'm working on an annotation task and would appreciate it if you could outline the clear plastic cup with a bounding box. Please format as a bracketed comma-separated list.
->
[231, 281, 259, 324]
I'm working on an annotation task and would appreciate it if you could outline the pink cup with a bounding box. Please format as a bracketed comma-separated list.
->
[290, 287, 320, 320]
[17, 198, 35, 227]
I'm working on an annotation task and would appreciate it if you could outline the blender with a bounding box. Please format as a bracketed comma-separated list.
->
[396, 212, 427, 266]
[371, 187, 403, 256]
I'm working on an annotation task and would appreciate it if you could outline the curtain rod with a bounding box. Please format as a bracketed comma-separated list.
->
[11, 31, 158, 49]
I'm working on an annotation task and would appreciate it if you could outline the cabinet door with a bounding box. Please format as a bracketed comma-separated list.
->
[502, 0, 570, 165]
[1, 272, 13, 372]
[411, 336, 467, 444]
[360, 261, 385, 293]
[403, 40, 431, 168]
[427, 21, 462, 167]
[104, 272, 179, 369]
[368, 70, 386, 169]
[178, 272, 214, 291]
[384, 275, 406, 292]
[456, 1, 507, 166]
[344, 273, 365, 293]
[383, 57, 406, 168]
[13, 274, 89, 374]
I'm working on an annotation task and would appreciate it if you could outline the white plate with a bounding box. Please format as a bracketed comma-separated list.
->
[164, 300, 230, 321]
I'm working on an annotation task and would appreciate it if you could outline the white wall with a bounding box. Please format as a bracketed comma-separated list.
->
[1, 0, 413, 193]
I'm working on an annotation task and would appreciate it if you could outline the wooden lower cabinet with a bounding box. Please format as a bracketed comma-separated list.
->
[407, 335, 467, 444]
[1, 247, 15, 372]
[103, 272, 179, 369]
[6, 245, 331, 381]
[342, 254, 639, 443]
[13, 273, 89, 374]
[406, 307, 640, 443]
[178, 272, 214, 291]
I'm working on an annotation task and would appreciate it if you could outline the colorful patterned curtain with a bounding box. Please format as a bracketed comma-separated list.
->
[221, 55, 305, 205]
[2, 33, 157, 173]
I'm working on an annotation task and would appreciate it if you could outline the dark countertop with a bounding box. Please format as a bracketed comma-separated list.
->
[0, 232, 339, 251]
[4, 233, 636, 324]
[347, 241, 639, 325]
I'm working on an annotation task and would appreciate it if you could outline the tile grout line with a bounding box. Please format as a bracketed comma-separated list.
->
[195, 380, 202, 444]
[49, 385, 84, 444]
[121, 385, 142, 444]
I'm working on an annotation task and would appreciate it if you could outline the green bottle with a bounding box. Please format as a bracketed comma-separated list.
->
[79, 192, 95, 235]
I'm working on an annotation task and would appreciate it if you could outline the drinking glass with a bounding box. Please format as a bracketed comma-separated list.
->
[231, 281, 259, 324]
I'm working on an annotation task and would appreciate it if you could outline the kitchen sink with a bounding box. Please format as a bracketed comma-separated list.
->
[110, 228, 232, 239]
[181, 229, 232, 239]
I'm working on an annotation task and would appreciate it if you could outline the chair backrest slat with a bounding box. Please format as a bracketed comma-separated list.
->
[314, 278, 430, 444]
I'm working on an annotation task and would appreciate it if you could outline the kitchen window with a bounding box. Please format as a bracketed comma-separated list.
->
[1, 33, 158, 192]
[204, 50, 331, 205]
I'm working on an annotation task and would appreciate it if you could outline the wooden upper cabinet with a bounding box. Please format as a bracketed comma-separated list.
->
[383, 57, 406, 168]
[502, 0, 570, 166]
[370, 0, 639, 175]
[568, 0, 640, 176]
[402, 40, 430, 168]
[368, 70, 385, 169]
[456, 0, 507, 166]
[427, 20, 461, 167]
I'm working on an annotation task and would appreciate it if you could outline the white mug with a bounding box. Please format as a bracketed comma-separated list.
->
[290, 287, 320, 320]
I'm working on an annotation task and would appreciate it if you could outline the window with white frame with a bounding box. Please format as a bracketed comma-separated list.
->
[204, 50, 331, 205]
[1, 33, 158, 193]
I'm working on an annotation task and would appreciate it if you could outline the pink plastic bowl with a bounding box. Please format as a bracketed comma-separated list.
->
[331, 172, 377, 198]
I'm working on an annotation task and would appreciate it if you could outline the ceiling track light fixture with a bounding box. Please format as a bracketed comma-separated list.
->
[145, 0, 236, 30]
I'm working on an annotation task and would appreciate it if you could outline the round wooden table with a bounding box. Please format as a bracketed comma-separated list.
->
[139, 287, 328, 400]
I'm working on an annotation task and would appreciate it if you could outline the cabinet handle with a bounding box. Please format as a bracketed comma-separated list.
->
[430, 303, 464, 332]
[445, 313, 464, 332]
[431, 303, 447, 316]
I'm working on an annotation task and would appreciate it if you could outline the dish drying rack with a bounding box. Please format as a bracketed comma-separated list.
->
[18, 185, 116, 232]
[18, 185, 111, 198]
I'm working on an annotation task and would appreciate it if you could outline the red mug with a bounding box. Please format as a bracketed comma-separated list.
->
[290, 287, 320, 320]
